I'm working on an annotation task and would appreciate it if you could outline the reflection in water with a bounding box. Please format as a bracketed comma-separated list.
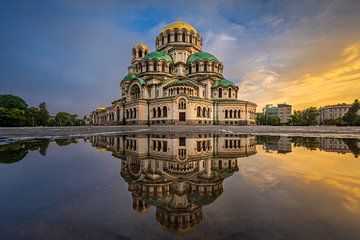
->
[0, 138, 78, 164]
[90, 134, 256, 233]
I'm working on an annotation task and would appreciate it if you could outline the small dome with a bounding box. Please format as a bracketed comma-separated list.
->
[142, 51, 173, 62]
[134, 43, 149, 51]
[187, 52, 218, 64]
[161, 20, 197, 33]
[122, 73, 136, 82]
[96, 106, 107, 111]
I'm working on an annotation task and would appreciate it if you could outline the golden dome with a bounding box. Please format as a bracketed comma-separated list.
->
[161, 20, 197, 33]
[96, 106, 107, 111]
[135, 43, 149, 51]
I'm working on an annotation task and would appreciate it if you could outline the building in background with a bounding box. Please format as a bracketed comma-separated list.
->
[318, 103, 351, 124]
[264, 103, 292, 124]
[89, 20, 256, 125]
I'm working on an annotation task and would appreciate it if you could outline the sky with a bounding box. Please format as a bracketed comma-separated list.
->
[1, 0, 359, 116]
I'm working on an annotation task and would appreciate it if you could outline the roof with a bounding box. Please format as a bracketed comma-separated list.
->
[134, 43, 149, 51]
[164, 79, 199, 88]
[161, 20, 197, 33]
[211, 79, 236, 88]
[122, 73, 136, 82]
[96, 106, 107, 111]
[187, 52, 219, 64]
[142, 51, 173, 62]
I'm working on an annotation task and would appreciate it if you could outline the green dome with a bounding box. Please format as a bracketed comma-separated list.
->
[212, 79, 237, 89]
[187, 52, 219, 64]
[142, 51, 173, 62]
[122, 73, 136, 82]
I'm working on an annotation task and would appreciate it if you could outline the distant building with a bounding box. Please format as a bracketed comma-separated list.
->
[318, 103, 351, 124]
[263, 136, 292, 154]
[319, 138, 351, 154]
[264, 103, 292, 124]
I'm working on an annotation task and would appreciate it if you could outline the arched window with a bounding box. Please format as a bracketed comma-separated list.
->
[126, 109, 129, 119]
[162, 63, 165, 72]
[207, 108, 210, 118]
[234, 110, 237, 119]
[238, 110, 241, 118]
[174, 32, 178, 42]
[195, 63, 199, 72]
[139, 49, 143, 58]
[139, 63, 142, 73]
[163, 106, 167, 117]
[161, 36, 164, 45]
[117, 107, 120, 121]
[153, 61, 157, 71]
[167, 34, 170, 43]
[212, 62, 215, 72]
[130, 108, 133, 119]
[163, 141, 167, 152]
[229, 88, 232, 98]
[178, 99, 186, 109]
[182, 32, 186, 42]
[153, 108, 156, 118]
[190, 34, 193, 43]
[146, 62, 149, 72]
[130, 84, 140, 99]
[176, 87, 179, 94]
[189, 65, 192, 74]
[230, 110, 233, 118]
[202, 107, 206, 117]
[219, 88, 223, 98]
[169, 64, 173, 74]
[133, 108, 136, 118]
[225, 110, 228, 118]
[197, 106, 201, 117]
[204, 62, 208, 72]
[157, 107, 161, 118]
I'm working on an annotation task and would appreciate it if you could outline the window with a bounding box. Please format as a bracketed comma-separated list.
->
[163, 141, 167, 152]
[204, 62, 207, 72]
[229, 88, 232, 98]
[202, 107, 206, 117]
[197, 106, 201, 117]
[167, 34, 170, 43]
[225, 110, 228, 118]
[179, 137, 186, 146]
[161, 36, 164, 45]
[219, 88, 222, 98]
[146, 62, 149, 72]
[189, 65, 192, 74]
[157, 107, 161, 118]
[153, 62, 157, 71]
[139, 50, 143, 58]
[182, 32, 186, 42]
[163, 106, 167, 117]
[195, 63, 199, 72]
[162, 63, 165, 72]
[230, 110, 232, 118]
[133, 108, 136, 118]
[174, 32, 178, 42]
[153, 108, 156, 118]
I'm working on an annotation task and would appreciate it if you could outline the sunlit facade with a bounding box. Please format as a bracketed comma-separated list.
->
[90, 20, 257, 125]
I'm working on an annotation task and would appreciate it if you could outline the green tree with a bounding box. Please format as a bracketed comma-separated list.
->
[290, 107, 319, 126]
[343, 99, 360, 125]
[38, 102, 50, 126]
[0, 94, 28, 110]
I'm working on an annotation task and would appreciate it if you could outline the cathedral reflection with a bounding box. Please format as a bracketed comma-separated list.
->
[89, 134, 257, 233]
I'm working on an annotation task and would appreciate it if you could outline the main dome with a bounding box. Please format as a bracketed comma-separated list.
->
[161, 20, 197, 33]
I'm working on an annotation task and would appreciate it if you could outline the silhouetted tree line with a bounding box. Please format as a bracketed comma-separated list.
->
[0, 94, 83, 127]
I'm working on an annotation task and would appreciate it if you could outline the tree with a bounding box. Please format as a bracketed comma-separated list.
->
[0, 94, 28, 110]
[55, 112, 71, 126]
[343, 99, 360, 125]
[290, 107, 319, 126]
[38, 102, 50, 126]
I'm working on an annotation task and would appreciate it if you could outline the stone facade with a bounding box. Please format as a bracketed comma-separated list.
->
[89, 20, 256, 125]
[318, 103, 351, 124]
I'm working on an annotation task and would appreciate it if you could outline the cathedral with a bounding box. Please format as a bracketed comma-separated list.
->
[90, 20, 257, 125]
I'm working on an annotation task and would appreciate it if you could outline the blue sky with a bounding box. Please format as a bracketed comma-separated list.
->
[1, 0, 360, 115]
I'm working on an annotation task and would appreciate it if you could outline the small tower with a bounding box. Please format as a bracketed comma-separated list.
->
[132, 43, 149, 64]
